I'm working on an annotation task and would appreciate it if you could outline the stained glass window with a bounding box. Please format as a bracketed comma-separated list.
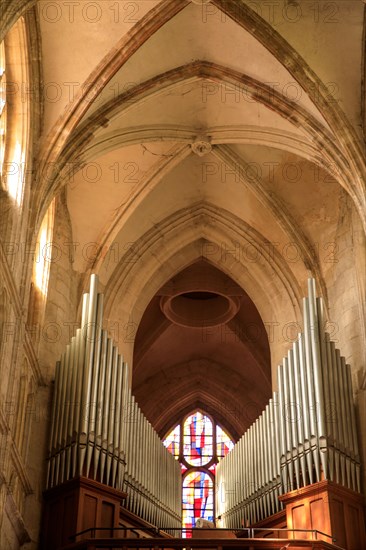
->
[163, 411, 234, 536]
[164, 424, 180, 459]
[183, 412, 213, 466]
[182, 471, 214, 533]
[217, 425, 234, 460]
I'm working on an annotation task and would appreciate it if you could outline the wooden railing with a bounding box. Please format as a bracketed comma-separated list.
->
[62, 527, 343, 550]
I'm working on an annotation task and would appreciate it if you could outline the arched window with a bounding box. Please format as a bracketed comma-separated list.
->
[0, 40, 6, 174]
[0, 15, 33, 254]
[34, 198, 55, 296]
[1, 17, 28, 209]
[164, 411, 234, 536]
[26, 199, 55, 342]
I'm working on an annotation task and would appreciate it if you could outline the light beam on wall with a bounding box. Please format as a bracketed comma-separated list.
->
[34, 199, 55, 296]
[7, 141, 24, 206]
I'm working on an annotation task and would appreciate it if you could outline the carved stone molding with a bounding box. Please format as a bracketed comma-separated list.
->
[191, 136, 212, 156]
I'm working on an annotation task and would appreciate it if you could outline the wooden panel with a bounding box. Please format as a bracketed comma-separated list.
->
[82, 495, 98, 536]
[330, 498, 346, 549]
[62, 494, 77, 545]
[346, 505, 360, 550]
[292, 504, 309, 539]
[47, 499, 63, 549]
[42, 477, 127, 549]
[310, 498, 328, 541]
[101, 501, 115, 537]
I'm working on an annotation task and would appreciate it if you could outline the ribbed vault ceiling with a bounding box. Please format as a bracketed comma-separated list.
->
[32, 0, 366, 437]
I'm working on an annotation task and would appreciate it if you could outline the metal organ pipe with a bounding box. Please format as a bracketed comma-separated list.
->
[216, 279, 361, 528]
[47, 275, 181, 529]
[48, 276, 360, 530]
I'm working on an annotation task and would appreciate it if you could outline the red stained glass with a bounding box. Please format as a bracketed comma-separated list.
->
[183, 412, 213, 467]
[182, 471, 214, 535]
[163, 412, 234, 533]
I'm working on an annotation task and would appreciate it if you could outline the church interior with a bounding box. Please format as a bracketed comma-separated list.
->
[0, 1, 366, 549]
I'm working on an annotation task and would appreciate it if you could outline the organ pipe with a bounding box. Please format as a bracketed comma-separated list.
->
[216, 279, 361, 527]
[47, 274, 181, 529]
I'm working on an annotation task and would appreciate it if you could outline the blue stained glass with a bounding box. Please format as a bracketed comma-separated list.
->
[163, 412, 234, 533]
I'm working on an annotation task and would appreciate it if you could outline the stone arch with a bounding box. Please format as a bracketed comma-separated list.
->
[35, 1, 366, 230]
[91, 204, 307, 384]
[38, 61, 353, 222]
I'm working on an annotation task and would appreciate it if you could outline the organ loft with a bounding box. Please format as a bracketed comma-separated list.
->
[0, 1, 365, 549]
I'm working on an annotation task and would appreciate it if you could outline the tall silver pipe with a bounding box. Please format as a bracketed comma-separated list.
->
[254, 419, 261, 520]
[265, 403, 274, 514]
[303, 297, 321, 482]
[117, 362, 128, 489]
[277, 363, 288, 492]
[100, 339, 113, 482]
[72, 294, 89, 478]
[316, 297, 331, 438]
[143, 419, 150, 517]
[70, 328, 81, 478]
[106, 346, 118, 484]
[307, 280, 326, 440]
[283, 356, 294, 492]
[54, 350, 66, 486]
[288, 350, 301, 490]
[262, 412, 271, 517]
[287, 350, 298, 448]
[325, 333, 339, 483]
[86, 292, 103, 478]
[64, 341, 74, 474]
[243, 434, 248, 504]
[138, 413, 145, 518]
[145, 422, 152, 523]
[79, 275, 98, 437]
[336, 350, 351, 488]
[47, 360, 61, 488]
[303, 298, 317, 440]
[133, 407, 139, 515]
[342, 360, 355, 457]
[112, 355, 123, 488]
[59, 343, 72, 484]
[346, 363, 360, 491]
[231, 442, 239, 506]
[336, 348, 349, 475]
[298, 334, 313, 485]
[132, 401, 139, 515]
[273, 392, 281, 487]
[311, 294, 329, 481]
[269, 397, 279, 512]
[292, 340, 307, 487]
[340, 356, 354, 490]
[263, 407, 270, 514]
[66, 334, 78, 480]
[330, 341, 345, 485]
[93, 330, 107, 479]
[239, 436, 244, 506]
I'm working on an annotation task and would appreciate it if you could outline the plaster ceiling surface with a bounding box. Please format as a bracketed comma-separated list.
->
[81, 1, 329, 127]
[39, 0, 365, 434]
[94, 79, 311, 137]
[229, 144, 342, 243]
[257, 0, 364, 128]
[38, 0, 161, 133]
[69, 160, 298, 300]
[67, 141, 180, 271]
[67, 145, 340, 289]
